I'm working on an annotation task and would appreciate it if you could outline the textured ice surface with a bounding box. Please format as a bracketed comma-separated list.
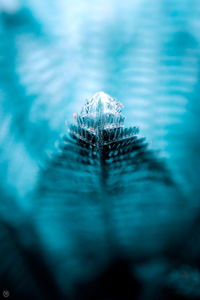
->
[80, 91, 123, 116]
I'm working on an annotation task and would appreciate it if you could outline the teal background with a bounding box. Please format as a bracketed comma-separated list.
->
[0, 1, 200, 299]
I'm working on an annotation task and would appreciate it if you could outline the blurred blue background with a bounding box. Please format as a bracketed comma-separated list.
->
[0, 0, 200, 299]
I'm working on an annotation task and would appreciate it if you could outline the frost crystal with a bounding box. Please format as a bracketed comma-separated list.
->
[69, 91, 139, 147]
[76, 91, 125, 130]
